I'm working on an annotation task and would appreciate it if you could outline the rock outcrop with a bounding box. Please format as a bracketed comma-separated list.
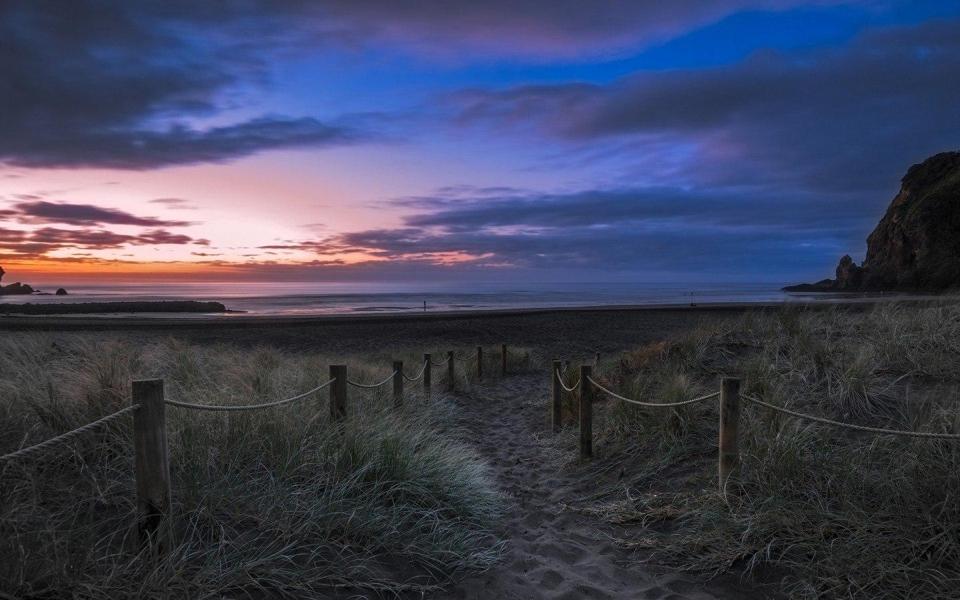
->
[0, 268, 36, 295]
[1, 282, 35, 295]
[785, 151, 960, 292]
[55, 288, 68, 296]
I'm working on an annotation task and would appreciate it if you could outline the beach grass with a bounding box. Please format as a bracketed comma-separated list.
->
[0, 335, 503, 598]
[577, 302, 960, 599]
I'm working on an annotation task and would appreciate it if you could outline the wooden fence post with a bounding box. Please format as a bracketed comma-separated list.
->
[551, 359, 562, 433]
[132, 379, 171, 553]
[447, 350, 455, 391]
[579, 365, 593, 459]
[501, 344, 508, 375]
[477, 346, 483, 380]
[393, 360, 403, 407]
[718, 377, 741, 492]
[423, 353, 432, 397]
[330, 365, 347, 421]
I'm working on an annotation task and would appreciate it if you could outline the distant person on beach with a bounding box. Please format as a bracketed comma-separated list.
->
[424, 300, 427, 312]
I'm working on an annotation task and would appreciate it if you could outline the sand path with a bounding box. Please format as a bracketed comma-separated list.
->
[435, 374, 757, 600]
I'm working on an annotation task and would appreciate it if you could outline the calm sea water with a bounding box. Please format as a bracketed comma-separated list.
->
[0, 281, 827, 316]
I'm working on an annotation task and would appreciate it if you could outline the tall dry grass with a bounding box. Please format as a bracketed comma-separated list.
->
[0, 335, 503, 598]
[582, 303, 960, 599]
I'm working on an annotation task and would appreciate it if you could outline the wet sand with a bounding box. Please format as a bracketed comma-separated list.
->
[0, 301, 866, 357]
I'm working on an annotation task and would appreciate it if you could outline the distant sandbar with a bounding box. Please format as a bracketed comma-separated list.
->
[0, 300, 229, 315]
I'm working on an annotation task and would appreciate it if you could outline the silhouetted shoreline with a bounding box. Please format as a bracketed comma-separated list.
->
[0, 300, 229, 315]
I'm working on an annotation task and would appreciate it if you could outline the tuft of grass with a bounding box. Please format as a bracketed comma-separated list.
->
[0, 334, 502, 598]
[577, 302, 960, 599]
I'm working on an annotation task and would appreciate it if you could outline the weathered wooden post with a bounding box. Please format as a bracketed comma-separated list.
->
[595, 352, 600, 365]
[132, 379, 171, 553]
[477, 346, 483, 380]
[579, 365, 593, 459]
[551, 359, 562, 433]
[423, 353, 432, 397]
[447, 351, 455, 391]
[393, 360, 403, 407]
[718, 377, 741, 492]
[330, 365, 347, 421]
[501, 344, 508, 375]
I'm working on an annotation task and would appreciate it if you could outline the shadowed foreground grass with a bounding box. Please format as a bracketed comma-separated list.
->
[0, 336, 504, 598]
[572, 303, 960, 599]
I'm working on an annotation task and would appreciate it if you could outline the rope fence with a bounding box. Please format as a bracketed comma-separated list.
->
[165, 379, 336, 411]
[1, 343, 519, 554]
[551, 358, 960, 489]
[586, 375, 718, 408]
[555, 370, 580, 393]
[347, 371, 398, 390]
[739, 393, 960, 439]
[402, 359, 429, 382]
[0, 404, 140, 463]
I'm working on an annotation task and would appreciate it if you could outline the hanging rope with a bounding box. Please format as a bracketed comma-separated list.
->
[347, 371, 398, 389]
[587, 376, 719, 407]
[165, 378, 336, 412]
[740, 393, 960, 439]
[402, 359, 429, 382]
[430, 355, 451, 367]
[555, 369, 581, 393]
[1, 405, 139, 463]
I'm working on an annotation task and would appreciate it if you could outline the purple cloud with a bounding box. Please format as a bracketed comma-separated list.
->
[0, 225, 206, 260]
[267, 182, 867, 280]
[10, 201, 193, 227]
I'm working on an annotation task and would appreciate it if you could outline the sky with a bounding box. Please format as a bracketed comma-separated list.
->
[1, 0, 958, 285]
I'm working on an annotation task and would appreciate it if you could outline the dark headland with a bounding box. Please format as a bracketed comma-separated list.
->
[786, 151, 960, 292]
[0, 266, 35, 295]
[0, 266, 228, 314]
[0, 300, 229, 316]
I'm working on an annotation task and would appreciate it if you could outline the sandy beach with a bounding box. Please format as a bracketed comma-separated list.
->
[434, 374, 761, 600]
[0, 301, 876, 357]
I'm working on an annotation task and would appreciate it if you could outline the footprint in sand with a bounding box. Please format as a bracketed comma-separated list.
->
[433, 375, 759, 600]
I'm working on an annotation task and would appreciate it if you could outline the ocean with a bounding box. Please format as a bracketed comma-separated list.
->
[0, 281, 824, 316]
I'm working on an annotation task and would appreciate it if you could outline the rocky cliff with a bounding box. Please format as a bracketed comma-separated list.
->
[785, 151, 960, 292]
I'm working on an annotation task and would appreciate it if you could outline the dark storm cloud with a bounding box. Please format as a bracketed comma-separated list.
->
[9, 201, 193, 227]
[0, 2, 367, 169]
[452, 20, 960, 194]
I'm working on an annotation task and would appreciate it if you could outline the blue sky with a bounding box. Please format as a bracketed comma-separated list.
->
[0, 1, 958, 283]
